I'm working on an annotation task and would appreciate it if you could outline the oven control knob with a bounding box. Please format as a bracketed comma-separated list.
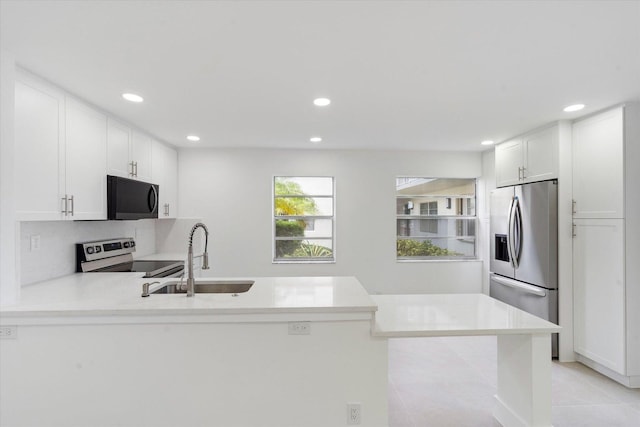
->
[130, 241, 136, 247]
[123, 241, 130, 248]
[86, 246, 95, 255]
[95, 246, 102, 253]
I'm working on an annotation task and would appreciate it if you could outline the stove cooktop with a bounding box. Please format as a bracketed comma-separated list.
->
[76, 238, 184, 278]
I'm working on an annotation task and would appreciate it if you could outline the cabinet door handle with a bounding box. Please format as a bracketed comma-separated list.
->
[572, 223, 577, 238]
[129, 161, 135, 177]
[61, 195, 68, 215]
[69, 195, 74, 216]
[521, 166, 526, 179]
[518, 166, 523, 180]
[572, 199, 577, 215]
[164, 203, 169, 216]
[134, 161, 138, 177]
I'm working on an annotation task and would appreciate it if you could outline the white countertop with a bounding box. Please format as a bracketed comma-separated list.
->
[0, 274, 377, 320]
[372, 294, 561, 337]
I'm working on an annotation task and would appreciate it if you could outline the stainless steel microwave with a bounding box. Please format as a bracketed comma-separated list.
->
[107, 175, 159, 220]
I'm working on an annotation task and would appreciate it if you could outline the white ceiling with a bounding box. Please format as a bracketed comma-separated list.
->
[2, 0, 639, 151]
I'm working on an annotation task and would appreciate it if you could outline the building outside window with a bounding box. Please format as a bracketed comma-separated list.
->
[273, 176, 334, 263]
[419, 201, 438, 233]
[396, 177, 476, 260]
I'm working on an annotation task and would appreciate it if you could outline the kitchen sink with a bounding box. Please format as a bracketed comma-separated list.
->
[151, 280, 254, 295]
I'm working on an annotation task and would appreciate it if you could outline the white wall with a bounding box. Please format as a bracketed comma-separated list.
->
[478, 149, 496, 295]
[178, 148, 483, 294]
[0, 49, 18, 305]
[19, 220, 157, 285]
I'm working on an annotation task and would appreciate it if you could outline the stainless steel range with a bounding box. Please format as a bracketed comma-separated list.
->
[76, 238, 184, 278]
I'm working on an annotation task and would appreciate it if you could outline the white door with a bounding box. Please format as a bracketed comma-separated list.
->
[107, 118, 132, 178]
[524, 125, 558, 183]
[572, 108, 624, 219]
[15, 79, 65, 220]
[65, 97, 107, 220]
[152, 140, 178, 218]
[573, 218, 625, 374]
[131, 130, 153, 182]
[495, 138, 523, 187]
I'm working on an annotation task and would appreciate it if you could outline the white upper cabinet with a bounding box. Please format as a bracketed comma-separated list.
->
[131, 130, 153, 182]
[106, 118, 131, 178]
[523, 125, 559, 183]
[151, 140, 178, 218]
[64, 97, 107, 220]
[106, 122, 153, 182]
[15, 68, 162, 221]
[572, 107, 624, 219]
[495, 138, 523, 187]
[15, 76, 66, 220]
[495, 124, 559, 187]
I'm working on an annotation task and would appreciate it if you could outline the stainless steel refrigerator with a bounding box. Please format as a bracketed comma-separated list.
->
[489, 180, 558, 357]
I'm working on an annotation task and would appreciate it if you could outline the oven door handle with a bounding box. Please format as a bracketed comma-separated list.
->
[490, 274, 547, 297]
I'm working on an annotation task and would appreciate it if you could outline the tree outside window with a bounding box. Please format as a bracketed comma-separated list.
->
[273, 177, 334, 262]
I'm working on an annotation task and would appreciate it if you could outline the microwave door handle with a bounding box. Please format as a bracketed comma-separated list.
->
[149, 185, 158, 213]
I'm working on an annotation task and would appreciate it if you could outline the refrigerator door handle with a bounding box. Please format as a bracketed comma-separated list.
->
[507, 197, 517, 268]
[490, 274, 547, 297]
[512, 197, 522, 268]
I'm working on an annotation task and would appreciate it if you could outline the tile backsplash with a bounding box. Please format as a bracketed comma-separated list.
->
[20, 220, 156, 285]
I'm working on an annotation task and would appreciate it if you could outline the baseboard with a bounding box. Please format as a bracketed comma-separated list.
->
[577, 354, 640, 388]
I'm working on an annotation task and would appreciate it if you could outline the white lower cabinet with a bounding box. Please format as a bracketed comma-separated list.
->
[573, 218, 625, 374]
[152, 140, 178, 218]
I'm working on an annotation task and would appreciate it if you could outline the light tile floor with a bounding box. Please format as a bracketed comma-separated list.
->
[388, 336, 640, 426]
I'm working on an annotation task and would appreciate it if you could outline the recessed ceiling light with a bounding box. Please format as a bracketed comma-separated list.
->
[481, 140, 495, 146]
[122, 93, 144, 103]
[186, 135, 201, 142]
[313, 98, 331, 107]
[310, 137, 322, 143]
[563, 104, 585, 112]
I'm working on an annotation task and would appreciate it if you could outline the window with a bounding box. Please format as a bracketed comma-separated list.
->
[419, 201, 438, 233]
[396, 177, 476, 260]
[273, 176, 334, 262]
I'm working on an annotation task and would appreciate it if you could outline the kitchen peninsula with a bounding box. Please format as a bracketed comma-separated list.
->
[1, 275, 560, 427]
[0, 275, 388, 427]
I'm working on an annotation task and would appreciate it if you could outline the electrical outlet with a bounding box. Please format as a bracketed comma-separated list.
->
[0, 326, 17, 340]
[288, 322, 311, 335]
[347, 402, 361, 425]
[30, 235, 41, 251]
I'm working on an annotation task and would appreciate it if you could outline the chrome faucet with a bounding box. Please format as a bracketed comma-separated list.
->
[186, 222, 210, 297]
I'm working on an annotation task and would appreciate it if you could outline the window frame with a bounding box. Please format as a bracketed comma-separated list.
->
[396, 177, 477, 262]
[272, 176, 336, 264]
